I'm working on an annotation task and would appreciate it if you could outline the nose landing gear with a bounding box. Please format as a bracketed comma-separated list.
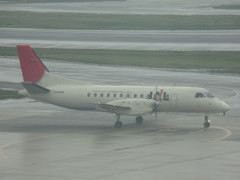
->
[204, 115, 210, 128]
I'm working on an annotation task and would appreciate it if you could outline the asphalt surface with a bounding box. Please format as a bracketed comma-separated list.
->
[0, 56, 240, 180]
[1, 28, 240, 51]
[1, 0, 240, 15]
[1, 0, 240, 179]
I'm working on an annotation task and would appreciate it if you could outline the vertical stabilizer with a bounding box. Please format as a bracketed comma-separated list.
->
[17, 45, 48, 82]
[17, 45, 90, 87]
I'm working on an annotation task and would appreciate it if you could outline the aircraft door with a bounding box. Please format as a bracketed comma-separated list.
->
[171, 94, 178, 110]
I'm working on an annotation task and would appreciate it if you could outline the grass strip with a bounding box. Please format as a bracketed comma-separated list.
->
[214, 5, 240, 10]
[1, 46, 240, 73]
[0, 11, 240, 30]
[0, 89, 24, 100]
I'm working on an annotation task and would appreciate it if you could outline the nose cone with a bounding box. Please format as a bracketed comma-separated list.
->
[221, 101, 230, 112]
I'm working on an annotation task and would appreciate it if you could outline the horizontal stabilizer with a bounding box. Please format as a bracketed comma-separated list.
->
[22, 82, 50, 94]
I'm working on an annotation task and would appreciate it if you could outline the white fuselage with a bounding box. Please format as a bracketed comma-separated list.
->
[22, 85, 229, 115]
[16, 45, 231, 128]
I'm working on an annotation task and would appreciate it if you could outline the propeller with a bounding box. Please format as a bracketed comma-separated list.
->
[152, 101, 159, 119]
[152, 85, 160, 119]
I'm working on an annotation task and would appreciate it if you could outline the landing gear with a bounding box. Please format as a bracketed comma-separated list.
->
[115, 121, 123, 128]
[114, 114, 123, 128]
[113, 115, 144, 128]
[204, 115, 210, 128]
[136, 116, 143, 124]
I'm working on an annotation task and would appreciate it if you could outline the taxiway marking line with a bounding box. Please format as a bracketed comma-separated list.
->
[0, 134, 63, 159]
[109, 126, 233, 153]
[225, 89, 239, 100]
[209, 126, 232, 142]
[216, 86, 239, 100]
[0, 125, 233, 159]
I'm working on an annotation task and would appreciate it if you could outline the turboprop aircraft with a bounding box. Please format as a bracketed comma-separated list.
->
[17, 45, 230, 128]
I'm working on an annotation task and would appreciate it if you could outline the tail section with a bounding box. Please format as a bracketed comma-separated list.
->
[17, 45, 91, 90]
[17, 45, 48, 83]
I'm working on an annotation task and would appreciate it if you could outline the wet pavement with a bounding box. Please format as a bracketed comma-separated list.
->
[0, 57, 240, 180]
[1, 0, 240, 15]
[1, 29, 240, 51]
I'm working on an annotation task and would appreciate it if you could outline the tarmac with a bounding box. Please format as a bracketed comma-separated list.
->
[0, 57, 240, 180]
[1, 28, 240, 51]
[1, 0, 240, 15]
[1, 0, 240, 179]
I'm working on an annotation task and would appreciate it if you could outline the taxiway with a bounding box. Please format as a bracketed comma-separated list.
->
[1, 28, 240, 51]
[1, 0, 240, 15]
[0, 57, 240, 180]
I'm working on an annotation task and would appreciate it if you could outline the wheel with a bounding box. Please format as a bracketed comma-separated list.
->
[204, 121, 210, 128]
[115, 121, 123, 128]
[204, 115, 210, 128]
[136, 116, 143, 124]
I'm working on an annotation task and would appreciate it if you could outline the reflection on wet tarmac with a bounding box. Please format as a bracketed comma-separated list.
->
[0, 56, 240, 179]
[1, 0, 240, 15]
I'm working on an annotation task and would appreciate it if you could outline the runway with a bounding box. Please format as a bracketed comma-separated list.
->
[0, 56, 240, 179]
[1, 28, 240, 51]
[1, 0, 240, 15]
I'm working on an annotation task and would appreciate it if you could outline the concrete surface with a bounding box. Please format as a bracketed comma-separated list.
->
[1, 28, 240, 51]
[0, 57, 240, 180]
[1, 0, 240, 15]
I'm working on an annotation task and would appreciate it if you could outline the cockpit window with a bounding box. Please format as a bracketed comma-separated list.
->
[195, 92, 205, 98]
[204, 92, 214, 98]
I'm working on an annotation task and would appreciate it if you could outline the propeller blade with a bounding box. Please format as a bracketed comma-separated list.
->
[152, 101, 159, 119]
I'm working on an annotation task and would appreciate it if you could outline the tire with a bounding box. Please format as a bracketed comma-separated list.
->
[115, 121, 123, 128]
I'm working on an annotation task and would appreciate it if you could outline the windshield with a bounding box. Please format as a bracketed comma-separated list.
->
[195, 92, 205, 98]
[204, 92, 214, 98]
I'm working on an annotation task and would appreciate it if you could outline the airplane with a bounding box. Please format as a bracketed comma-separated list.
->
[17, 45, 230, 128]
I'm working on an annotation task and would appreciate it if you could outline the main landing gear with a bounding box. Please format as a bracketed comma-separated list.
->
[114, 115, 144, 128]
[136, 116, 143, 124]
[114, 114, 123, 128]
[204, 115, 210, 128]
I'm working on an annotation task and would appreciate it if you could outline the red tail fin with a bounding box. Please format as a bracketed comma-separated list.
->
[17, 45, 48, 82]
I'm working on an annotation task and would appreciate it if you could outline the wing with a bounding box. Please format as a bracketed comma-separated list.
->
[93, 99, 158, 116]
[93, 102, 131, 113]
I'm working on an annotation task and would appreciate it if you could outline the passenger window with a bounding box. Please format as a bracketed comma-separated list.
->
[100, 93, 104, 97]
[195, 92, 205, 98]
[87, 93, 90, 97]
[113, 93, 116, 98]
[94, 93, 97, 97]
[120, 94, 123, 98]
[107, 93, 110, 97]
[134, 94, 137, 98]
[126, 94, 130, 98]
